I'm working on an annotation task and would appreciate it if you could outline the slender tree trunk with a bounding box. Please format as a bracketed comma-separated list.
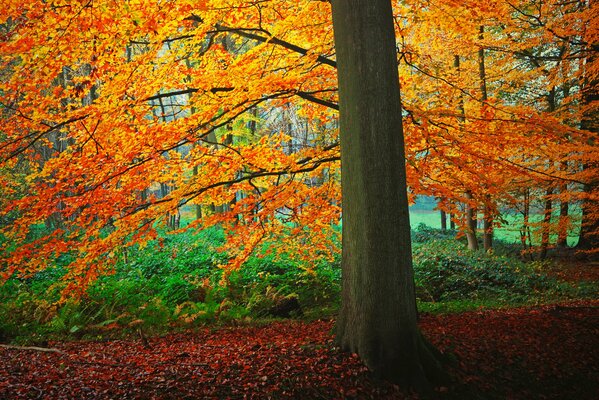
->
[194, 172, 203, 220]
[455, 54, 476, 249]
[520, 189, 534, 260]
[483, 203, 493, 252]
[540, 187, 554, 260]
[478, 26, 488, 103]
[449, 213, 455, 230]
[577, 28, 599, 255]
[454, 55, 466, 123]
[331, 0, 446, 390]
[465, 191, 479, 250]
[440, 209, 447, 231]
[557, 61, 571, 249]
[557, 167, 569, 248]
[478, 27, 493, 252]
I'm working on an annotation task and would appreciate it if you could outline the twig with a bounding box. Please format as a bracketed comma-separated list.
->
[0, 344, 64, 354]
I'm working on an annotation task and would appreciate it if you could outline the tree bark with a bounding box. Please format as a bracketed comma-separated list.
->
[454, 54, 477, 249]
[331, 0, 446, 390]
[479, 27, 493, 252]
[465, 191, 479, 250]
[556, 167, 569, 248]
[440, 209, 447, 231]
[520, 189, 534, 260]
[540, 187, 554, 260]
[577, 28, 599, 255]
[483, 203, 493, 252]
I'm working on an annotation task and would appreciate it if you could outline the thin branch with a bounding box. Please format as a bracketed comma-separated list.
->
[499, 157, 587, 185]
[2, 115, 89, 163]
[184, 15, 336, 69]
[211, 23, 337, 69]
[123, 155, 340, 219]
[144, 87, 233, 102]
[296, 91, 338, 110]
[0, 344, 64, 354]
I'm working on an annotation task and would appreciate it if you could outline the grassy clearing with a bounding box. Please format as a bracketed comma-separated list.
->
[409, 209, 581, 246]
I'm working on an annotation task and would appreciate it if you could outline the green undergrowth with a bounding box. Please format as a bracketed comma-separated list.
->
[0, 225, 595, 345]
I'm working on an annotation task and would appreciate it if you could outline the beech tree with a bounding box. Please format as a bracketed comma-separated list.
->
[1, 0, 597, 387]
[331, 0, 446, 389]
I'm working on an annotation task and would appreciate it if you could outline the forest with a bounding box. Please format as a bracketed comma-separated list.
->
[0, 0, 598, 398]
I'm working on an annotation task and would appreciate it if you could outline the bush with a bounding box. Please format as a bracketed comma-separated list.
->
[2, 223, 593, 344]
[412, 223, 457, 243]
[412, 238, 556, 301]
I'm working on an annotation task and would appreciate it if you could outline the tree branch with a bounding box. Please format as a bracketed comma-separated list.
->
[212, 23, 337, 69]
[185, 15, 336, 69]
[0, 344, 64, 354]
[1, 115, 89, 163]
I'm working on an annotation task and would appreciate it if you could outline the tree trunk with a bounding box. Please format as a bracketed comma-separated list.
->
[483, 203, 493, 252]
[520, 189, 534, 260]
[556, 172, 569, 249]
[331, 0, 446, 390]
[478, 27, 493, 252]
[478, 26, 488, 103]
[440, 209, 447, 231]
[465, 191, 479, 250]
[540, 187, 554, 260]
[577, 27, 599, 255]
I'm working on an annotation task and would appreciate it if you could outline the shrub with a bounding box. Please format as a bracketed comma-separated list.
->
[412, 238, 556, 301]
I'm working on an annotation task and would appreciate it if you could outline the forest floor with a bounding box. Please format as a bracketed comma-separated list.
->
[1, 263, 598, 399]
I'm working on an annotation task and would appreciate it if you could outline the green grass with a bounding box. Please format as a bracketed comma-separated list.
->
[409, 209, 581, 246]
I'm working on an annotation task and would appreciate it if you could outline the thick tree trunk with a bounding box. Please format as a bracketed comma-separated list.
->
[331, 0, 446, 390]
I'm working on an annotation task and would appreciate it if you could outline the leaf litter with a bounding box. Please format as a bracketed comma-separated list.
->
[1, 301, 597, 399]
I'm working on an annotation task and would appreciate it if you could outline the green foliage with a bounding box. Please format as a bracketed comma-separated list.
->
[1, 224, 595, 344]
[411, 223, 457, 243]
[412, 232, 561, 302]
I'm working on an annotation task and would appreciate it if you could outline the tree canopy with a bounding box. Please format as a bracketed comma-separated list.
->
[1, 0, 598, 296]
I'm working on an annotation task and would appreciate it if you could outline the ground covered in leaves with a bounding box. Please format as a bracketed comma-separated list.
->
[1, 300, 597, 399]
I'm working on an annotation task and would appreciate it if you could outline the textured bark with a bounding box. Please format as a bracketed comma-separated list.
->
[331, 0, 446, 390]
